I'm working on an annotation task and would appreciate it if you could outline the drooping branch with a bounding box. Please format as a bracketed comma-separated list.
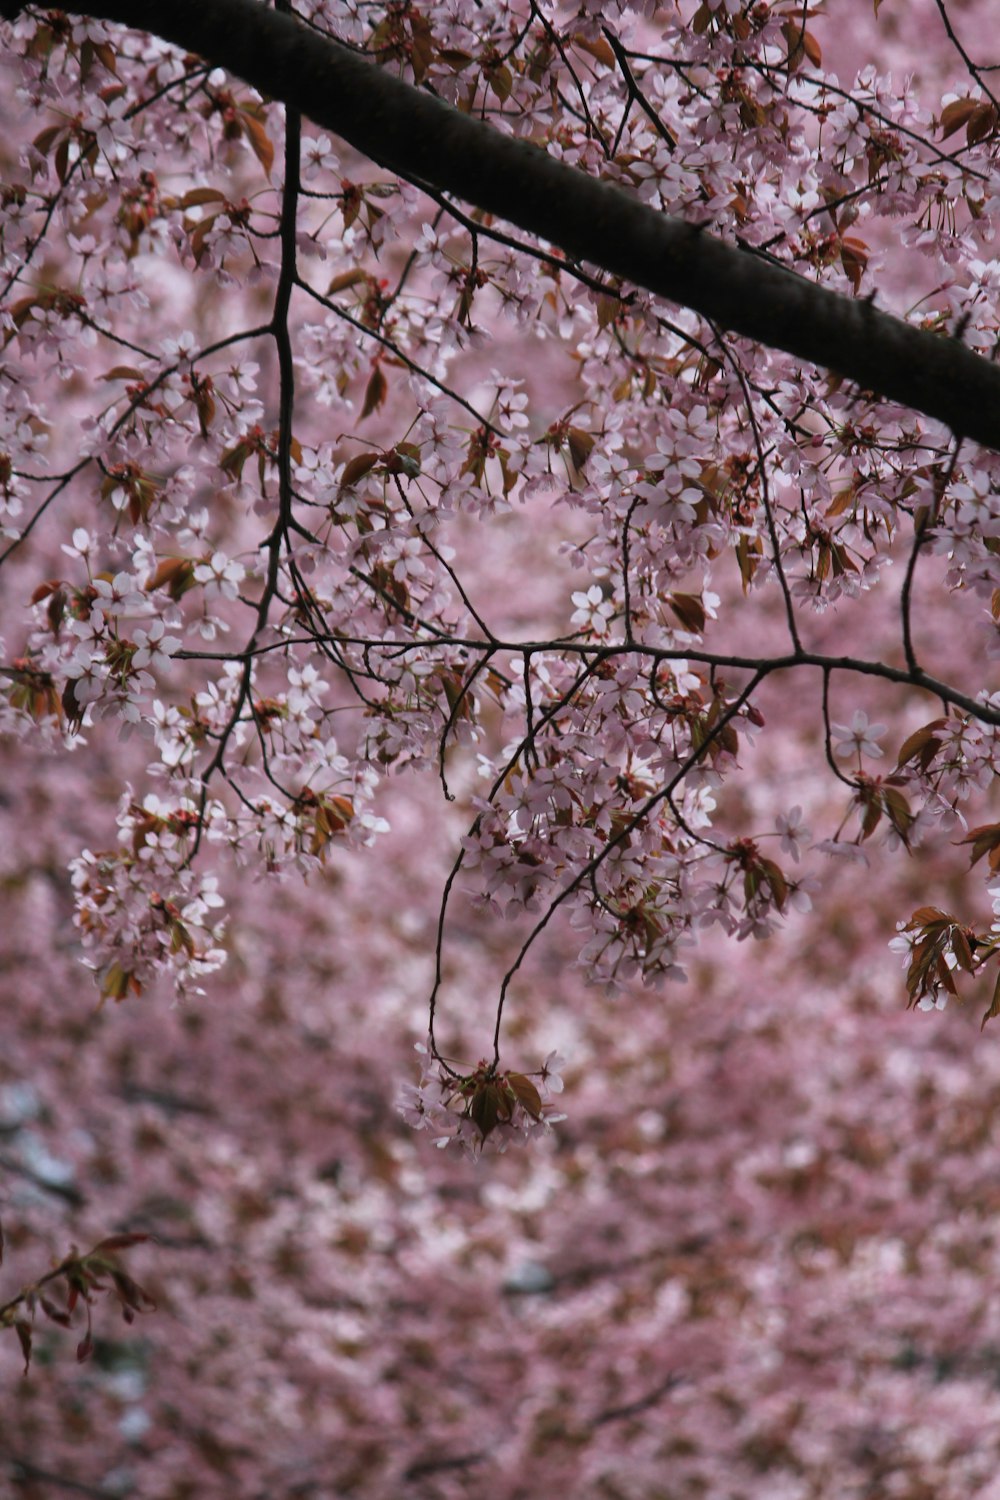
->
[5, 0, 1000, 451]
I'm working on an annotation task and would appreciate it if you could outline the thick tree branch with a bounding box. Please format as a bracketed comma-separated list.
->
[6, 0, 1000, 450]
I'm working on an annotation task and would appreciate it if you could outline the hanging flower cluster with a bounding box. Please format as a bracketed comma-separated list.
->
[397, 1043, 566, 1156]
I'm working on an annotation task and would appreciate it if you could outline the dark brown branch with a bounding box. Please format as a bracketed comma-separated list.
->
[177, 635, 1000, 730]
[7, 0, 1000, 451]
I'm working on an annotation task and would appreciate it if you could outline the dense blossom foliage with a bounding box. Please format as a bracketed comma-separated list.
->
[2, 0, 1000, 1492]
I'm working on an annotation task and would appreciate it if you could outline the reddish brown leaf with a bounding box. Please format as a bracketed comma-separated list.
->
[146, 557, 196, 600]
[952, 926, 977, 975]
[895, 719, 946, 770]
[573, 35, 616, 68]
[983, 968, 1000, 1029]
[326, 267, 370, 295]
[668, 592, 707, 635]
[959, 823, 1000, 870]
[940, 97, 981, 140]
[360, 365, 388, 420]
[907, 905, 953, 927]
[840, 236, 870, 294]
[883, 787, 913, 847]
[860, 799, 882, 841]
[758, 857, 788, 912]
[967, 103, 998, 146]
[39, 1295, 72, 1327]
[15, 1319, 32, 1375]
[178, 187, 227, 209]
[91, 1232, 150, 1254]
[507, 1072, 543, 1119]
[488, 64, 513, 102]
[781, 22, 820, 72]
[409, 13, 434, 83]
[567, 427, 595, 471]
[239, 111, 274, 178]
[470, 1082, 503, 1138]
[437, 49, 474, 70]
[340, 452, 380, 489]
[802, 30, 822, 66]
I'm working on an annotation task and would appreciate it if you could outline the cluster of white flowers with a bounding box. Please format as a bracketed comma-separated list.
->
[71, 793, 227, 1001]
[397, 1042, 566, 1157]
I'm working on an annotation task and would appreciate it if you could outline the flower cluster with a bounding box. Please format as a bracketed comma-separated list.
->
[397, 1043, 566, 1156]
[7, 0, 1000, 1493]
[0, 0, 999, 1107]
[70, 793, 227, 1000]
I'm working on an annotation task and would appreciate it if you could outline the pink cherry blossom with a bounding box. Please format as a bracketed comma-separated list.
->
[2, 0, 1000, 1493]
[832, 710, 889, 762]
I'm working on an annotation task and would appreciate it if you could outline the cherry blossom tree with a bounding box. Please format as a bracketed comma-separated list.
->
[2, 0, 1000, 1493]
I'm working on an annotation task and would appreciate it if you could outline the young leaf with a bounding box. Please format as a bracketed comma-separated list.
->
[15, 1319, 32, 1375]
[360, 365, 388, 420]
[507, 1073, 543, 1119]
[983, 968, 1000, 1030]
[940, 98, 981, 140]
